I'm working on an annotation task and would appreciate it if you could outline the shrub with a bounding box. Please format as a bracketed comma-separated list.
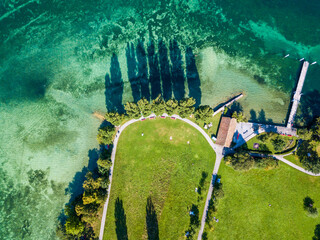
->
[271, 136, 286, 152]
[255, 157, 278, 169]
[225, 152, 278, 171]
[304, 196, 318, 218]
[257, 133, 268, 142]
[225, 152, 255, 171]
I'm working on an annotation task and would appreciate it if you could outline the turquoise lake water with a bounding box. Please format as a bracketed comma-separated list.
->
[0, 0, 319, 239]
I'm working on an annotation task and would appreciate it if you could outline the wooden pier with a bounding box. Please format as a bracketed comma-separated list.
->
[286, 61, 309, 128]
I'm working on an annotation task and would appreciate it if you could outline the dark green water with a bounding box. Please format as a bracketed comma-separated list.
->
[0, 0, 319, 239]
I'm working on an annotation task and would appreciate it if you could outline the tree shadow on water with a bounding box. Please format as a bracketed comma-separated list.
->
[105, 53, 124, 113]
[115, 198, 128, 240]
[249, 109, 257, 122]
[158, 39, 172, 101]
[136, 39, 150, 101]
[148, 38, 162, 100]
[64, 148, 100, 204]
[186, 47, 201, 107]
[146, 197, 159, 240]
[126, 42, 141, 102]
[169, 40, 185, 101]
[295, 90, 320, 126]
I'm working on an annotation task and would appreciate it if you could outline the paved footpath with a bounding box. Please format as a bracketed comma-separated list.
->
[249, 152, 320, 177]
[99, 115, 223, 240]
[99, 119, 138, 240]
[99, 114, 319, 240]
[273, 154, 320, 176]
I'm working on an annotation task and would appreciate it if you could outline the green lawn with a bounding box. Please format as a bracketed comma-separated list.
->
[103, 118, 216, 239]
[284, 154, 304, 168]
[244, 132, 296, 154]
[204, 162, 320, 239]
[192, 111, 222, 139]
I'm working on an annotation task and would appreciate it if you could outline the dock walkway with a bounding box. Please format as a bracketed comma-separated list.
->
[286, 61, 309, 128]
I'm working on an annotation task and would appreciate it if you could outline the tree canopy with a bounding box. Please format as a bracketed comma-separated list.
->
[97, 126, 115, 145]
[105, 112, 125, 126]
[178, 98, 195, 118]
[194, 105, 214, 122]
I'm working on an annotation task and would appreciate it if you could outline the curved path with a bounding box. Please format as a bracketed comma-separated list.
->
[249, 152, 320, 176]
[99, 114, 319, 240]
[273, 154, 320, 176]
[99, 114, 222, 240]
[99, 119, 138, 240]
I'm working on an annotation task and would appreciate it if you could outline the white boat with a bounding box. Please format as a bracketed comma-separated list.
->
[299, 58, 304, 61]
[283, 54, 290, 58]
[311, 61, 317, 65]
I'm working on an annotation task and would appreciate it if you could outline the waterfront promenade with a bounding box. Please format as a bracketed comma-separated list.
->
[287, 61, 309, 128]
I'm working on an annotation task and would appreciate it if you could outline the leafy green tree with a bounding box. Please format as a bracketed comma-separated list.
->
[297, 141, 320, 173]
[105, 112, 125, 126]
[303, 196, 318, 217]
[271, 136, 286, 152]
[124, 102, 140, 119]
[225, 152, 255, 171]
[82, 192, 98, 205]
[97, 126, 115, 145]
[313, 117, 320, 138]
[178, 98, 195, 118]
[151, 95, 166, 116]
[257, 133, 268, 142]
[83, 172, 102, 191]
[97, 158, 111, 174]
[65, 216, 85, 236]
[194, 105, 214, 122]
[75, 202, 100, 226]
[165, 99, 179, 115]
[298, 128, 313, 140]
[138, 98, 152, 116]
[232, 111, 247, 122]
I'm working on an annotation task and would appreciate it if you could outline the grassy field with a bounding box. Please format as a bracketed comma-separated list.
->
[204, 161, 320, 239]
[244, 132, 296, 153]
[284, 154, 304, 168]
[103, 118, 216, 239]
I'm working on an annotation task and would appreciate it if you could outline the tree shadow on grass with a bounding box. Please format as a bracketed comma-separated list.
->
[115, 198, 128, 240]
[146, 197, 159, 240]
[314, 224, 320, 240]
[197, 171, 208, 196]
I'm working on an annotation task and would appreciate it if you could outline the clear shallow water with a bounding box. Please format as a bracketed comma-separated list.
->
[0, 0, 319, 239]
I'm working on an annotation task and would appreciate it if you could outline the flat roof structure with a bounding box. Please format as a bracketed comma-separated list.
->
[216, 117, 237, 147]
